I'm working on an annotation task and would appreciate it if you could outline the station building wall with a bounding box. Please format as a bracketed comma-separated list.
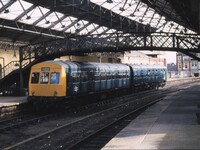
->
[0, 49, 19, 78]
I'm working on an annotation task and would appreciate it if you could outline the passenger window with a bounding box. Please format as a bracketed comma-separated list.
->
[31, 72, 39, 84]
[40, 72, 49, 84]
[107, 72, 111, 79]
[141, 70, 143, 75]
[112, 72, 115, 79]
[72, 72, 80, 82]
[81, 71, 88, 82]
[50, 72, 60, 84]
[94, 72, 100, 80]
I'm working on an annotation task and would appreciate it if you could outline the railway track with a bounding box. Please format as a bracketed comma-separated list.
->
[0, 79, 197, 150]
[2, 87, 178, 150]
[0, 113, 59, 133]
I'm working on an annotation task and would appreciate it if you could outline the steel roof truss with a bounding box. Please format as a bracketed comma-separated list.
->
[130, 0, 141, 17]
[87, 25, 100, 35]
[47, 13, 67, 29]
[14, 4, 36, 22]
[75, 21, 91, 34]
[32, 9, 52, 26]
[0, 0, 16, 13]
[61, 18, 80, 32]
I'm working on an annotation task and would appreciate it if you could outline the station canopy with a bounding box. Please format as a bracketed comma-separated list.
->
[0, 0, 197, 48]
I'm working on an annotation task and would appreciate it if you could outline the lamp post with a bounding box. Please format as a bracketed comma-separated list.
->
[0, 57, 5, 78]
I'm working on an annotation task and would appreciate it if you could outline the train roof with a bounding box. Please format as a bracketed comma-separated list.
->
[129, 64, 166, 69]
[33, 61, 166, 72]
[35, 60, 130, 72]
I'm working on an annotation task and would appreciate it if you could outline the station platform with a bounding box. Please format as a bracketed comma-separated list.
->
[0, 96, 27, 107]
[102, 82, 200, 149]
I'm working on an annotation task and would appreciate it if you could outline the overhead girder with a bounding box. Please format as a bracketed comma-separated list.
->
[23, 0, 156, 33]
[20, 32, 200, 64]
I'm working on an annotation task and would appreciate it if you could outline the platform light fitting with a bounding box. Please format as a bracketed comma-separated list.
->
[4, 9, 9, 13]
[45, 21, 50, 24]
[119, 7, 125, 11]
[26, 16, 31, 20]
[139, 19, 143, 22]
[106, 0, 113, 3]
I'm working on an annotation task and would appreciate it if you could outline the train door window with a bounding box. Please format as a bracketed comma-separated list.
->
[141, 70, 143, 76]
[137, 70, 139, 76]
[107, 72, 110, 79]
[123, 72, 126, 78]
[148, 70, 151, 75]
[119, 72, 122, 79]
[50, 72, 60, 84]
[152, 70, 154, 75]
[31, 72, 39, 84]
[40, 72, 49, 84]
[81, 71, 88, 82]
[118, 72, 120, 79]
[155, 69, 157, 75]
[111, 72, 114, 79]
[88, 71, 94, 81]
[102, 72, 106, 80]
[94, 71, 100, 80]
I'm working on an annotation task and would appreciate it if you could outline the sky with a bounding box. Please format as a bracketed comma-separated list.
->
[160, 51, 177, 64]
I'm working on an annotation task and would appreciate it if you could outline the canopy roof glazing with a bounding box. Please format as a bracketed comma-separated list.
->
[0, 0, 196, 39]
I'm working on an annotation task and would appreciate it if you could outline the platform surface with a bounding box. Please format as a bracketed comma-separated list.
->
[102, 83, 200, 149]
[0, 96, 27, 107]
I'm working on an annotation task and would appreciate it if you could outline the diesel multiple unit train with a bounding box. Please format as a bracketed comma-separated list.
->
[28, 60, 167, 103]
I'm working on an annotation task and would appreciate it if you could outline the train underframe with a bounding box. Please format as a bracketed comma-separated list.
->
[28, 81, 166, 110]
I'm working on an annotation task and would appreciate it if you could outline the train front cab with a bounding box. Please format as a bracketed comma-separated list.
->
[28, 61, 67, 103]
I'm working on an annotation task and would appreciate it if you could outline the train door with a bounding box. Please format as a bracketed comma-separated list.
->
[106, 71, 112, 89]
[100, 70, 107, 91]
[66, 62, 81, 96]
[80, 71, 88, 94]
[88, 70, 94, 93]
[66, 67, 72, 96]
[115, 71, 119, 89]
[71, 71, 81, 95]
[94, 70, 100, 92]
